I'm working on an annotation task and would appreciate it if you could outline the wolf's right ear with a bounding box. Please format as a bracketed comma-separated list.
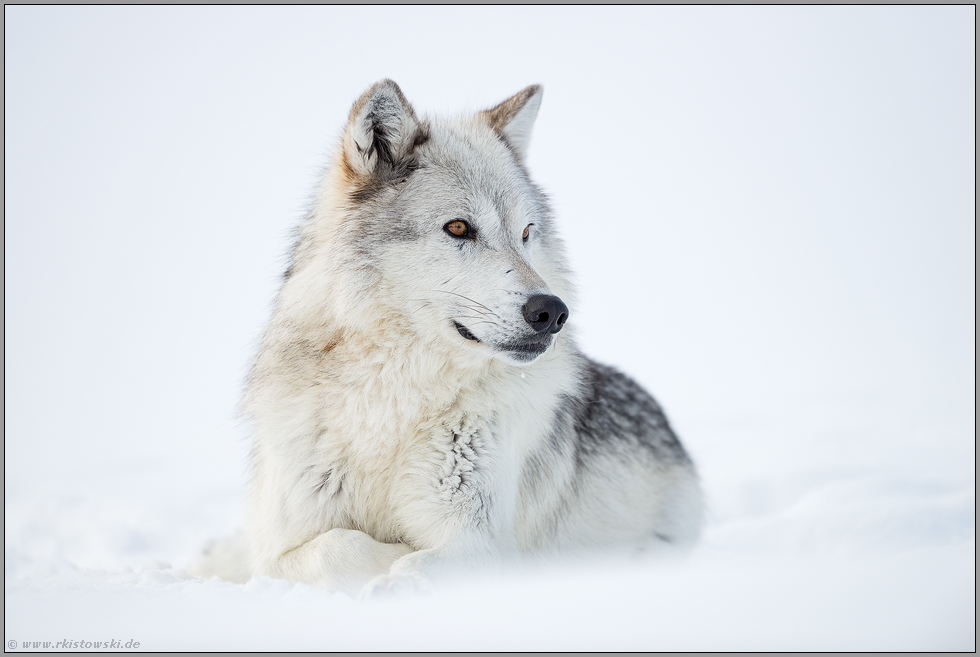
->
[341, 79, 427, 183]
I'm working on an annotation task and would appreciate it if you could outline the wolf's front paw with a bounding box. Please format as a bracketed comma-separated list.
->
[359, 570, 433, 600]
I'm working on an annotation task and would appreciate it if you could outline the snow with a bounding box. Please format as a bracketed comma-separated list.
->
[5, 6, 975, 652]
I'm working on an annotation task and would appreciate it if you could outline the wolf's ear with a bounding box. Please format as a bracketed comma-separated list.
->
[481, 85, 543, 162]
[342, 79, 427, 182]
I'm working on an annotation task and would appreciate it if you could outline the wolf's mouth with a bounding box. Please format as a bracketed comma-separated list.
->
[454, 321, 481, 343]
[497, 338, 550, 362]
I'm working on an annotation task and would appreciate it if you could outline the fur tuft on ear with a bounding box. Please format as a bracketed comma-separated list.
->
[481, 85, 543, 162]
[342, 79, 428, 187]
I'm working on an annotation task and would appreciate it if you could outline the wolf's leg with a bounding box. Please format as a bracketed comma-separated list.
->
[360, 422, 508, 597]
[274, 528, 412, 596]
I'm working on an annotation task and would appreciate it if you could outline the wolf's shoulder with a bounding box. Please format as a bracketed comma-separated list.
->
[561, 357, 690, 464]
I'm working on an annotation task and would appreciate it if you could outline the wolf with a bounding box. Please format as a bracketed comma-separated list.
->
[201, 80, 702, 596]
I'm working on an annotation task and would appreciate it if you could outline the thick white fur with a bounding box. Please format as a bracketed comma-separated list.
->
[208, 81, 702, 596]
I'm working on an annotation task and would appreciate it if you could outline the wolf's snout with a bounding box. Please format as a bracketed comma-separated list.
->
[522, 295, 569, 335]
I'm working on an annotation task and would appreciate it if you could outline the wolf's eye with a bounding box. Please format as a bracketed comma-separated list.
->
[523, 224, 532, 242]
[444, 220, 471, 238]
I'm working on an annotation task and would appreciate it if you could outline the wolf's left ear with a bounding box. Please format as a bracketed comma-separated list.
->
[342, 79, 427, 183]
[481, 85, 543, 162]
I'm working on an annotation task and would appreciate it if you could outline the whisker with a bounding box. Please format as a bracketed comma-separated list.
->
[456, 307, 494, 319]
[454, 314, 504, 325]
[433, 290, 500, 317]
[457, 320, 503, 329]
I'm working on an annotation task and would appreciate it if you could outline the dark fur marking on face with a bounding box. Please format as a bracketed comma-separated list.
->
[355, 210, 422, 244]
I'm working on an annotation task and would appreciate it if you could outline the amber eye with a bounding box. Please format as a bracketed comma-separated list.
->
[522, 224, 531, 242]
[444, 220, 470, 238]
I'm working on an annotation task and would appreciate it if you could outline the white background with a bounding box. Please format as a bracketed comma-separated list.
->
[5, 6, 975, 651]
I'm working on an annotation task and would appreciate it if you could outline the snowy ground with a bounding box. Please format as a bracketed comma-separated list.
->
[5, 6, 975, 652]
[5, 423, 975, 651]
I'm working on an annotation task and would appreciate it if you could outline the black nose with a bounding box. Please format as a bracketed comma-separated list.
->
[522, 294, 569, 334]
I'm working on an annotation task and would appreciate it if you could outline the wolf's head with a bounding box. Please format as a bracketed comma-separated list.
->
[288, 80, 576, 368]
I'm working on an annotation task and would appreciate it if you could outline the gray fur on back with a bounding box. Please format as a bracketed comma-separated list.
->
[568, 359, 689, 465]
